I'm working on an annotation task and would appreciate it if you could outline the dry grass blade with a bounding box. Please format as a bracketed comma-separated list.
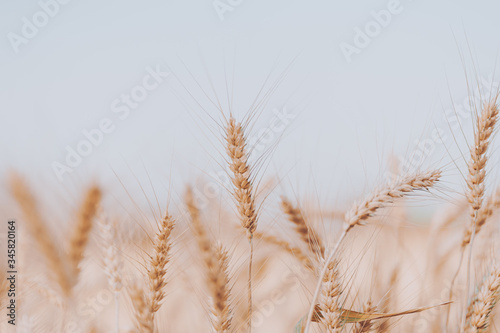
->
[281, 196, 324, 257]
[312, 302, 452, 325]
[354, 301, 377, 333]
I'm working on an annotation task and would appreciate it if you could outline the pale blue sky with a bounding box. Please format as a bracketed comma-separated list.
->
[1, 0, 500, 208]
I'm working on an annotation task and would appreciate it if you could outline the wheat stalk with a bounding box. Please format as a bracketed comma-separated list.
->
[225, 116, 258, 331]
[9, 173, 72, 296]
[185, 187, 214, 267]
[185, 187, 233, 332]
[304, 169, 441, 333]
[68, 185, 102, 279]
[457, 100, 499, 331]
[97, 211, 123, 333]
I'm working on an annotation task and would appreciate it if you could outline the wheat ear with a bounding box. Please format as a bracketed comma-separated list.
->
[97, 211, 123, 333]
[131, 284, 154, 333]
[185, 187, 214, 266]
[132, 212, 175, 333]
[225, 116, 258, 331]
[281, 196, 324, 257]
[209, 245, 233, 333]
[464, 266, 500, 332]
[68, 185, 102, 279]
[148, 212, 175, 314]
[320, 259, 343, 332]
[459, 100, 500, 331]
[462, 189, 500, 247]
[304, 169, 441, 333]
[185, 187, 233, 332]
[9, 173, 71, 296]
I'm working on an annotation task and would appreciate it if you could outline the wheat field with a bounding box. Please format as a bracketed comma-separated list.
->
[2, 80, 500, 333]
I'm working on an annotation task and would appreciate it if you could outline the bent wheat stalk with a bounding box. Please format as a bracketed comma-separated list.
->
[303, 169, 441, 333]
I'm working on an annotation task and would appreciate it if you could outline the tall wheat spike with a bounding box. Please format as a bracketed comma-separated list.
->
[225, 116, 258, 331]
[450, 99, 499, 331]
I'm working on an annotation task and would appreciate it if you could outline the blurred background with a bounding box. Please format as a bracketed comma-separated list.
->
[1, 0, 500, 212]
